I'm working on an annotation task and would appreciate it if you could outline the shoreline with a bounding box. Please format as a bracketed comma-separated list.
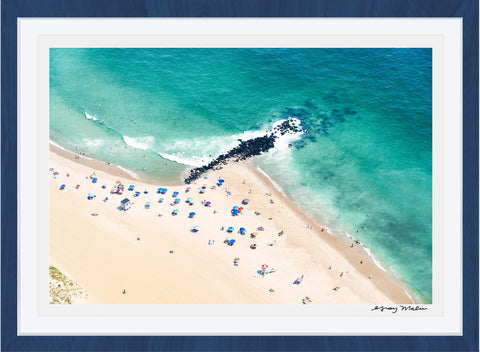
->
[253, 163, 420, 303]
[244, 160, 420, 304]
[50, 142, 185, 186]
[49, 141, 415, 304]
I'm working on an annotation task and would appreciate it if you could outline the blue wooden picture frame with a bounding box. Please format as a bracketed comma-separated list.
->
[2, 0, 478, 351]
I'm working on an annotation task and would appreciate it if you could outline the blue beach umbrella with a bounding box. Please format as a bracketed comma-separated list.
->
[239, 227, 246, 234]
[218, 179, 224, 184]
[172, 209, 179, 215]
[174, 198, 181, 204]
[172, 191, 179, 197]
[158, 198, 164, 203]
[227, 227, 234, 233]
[157, 187, 162, 193]
[232, 209, 240, 215]
[192, 225, 200, 232]
[186, 197, 193, 203]
[129, 185, 135, 191]
[189, 212, 196, 218]
[233, 206, 239, 210]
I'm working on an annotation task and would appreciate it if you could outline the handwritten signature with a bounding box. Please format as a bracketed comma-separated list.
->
[371, 305, 428, 314]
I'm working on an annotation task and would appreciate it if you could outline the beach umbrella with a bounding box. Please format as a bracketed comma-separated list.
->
[193, 225, 200, 232]
[172, 209, 179, 215]
[205, 201, 211, 206]
[238, 207, 244, 211]
[233, 206, 239, 210]
[229, 239, 236, 246]
[172, 191, 179, 197]
[60, 184, 65, 189]
[134, 191, 140, 196]
[242, 199, 250, 205]
[227, 227, 234, 232]
[144, 189, 149, 194]
[161, 188, 167, 194]
[186, 197, 193, 203]
[239, 227, 246, 234]
[129, 185, 135, 191]
[174, 198, 181, 204]
[189, 212, 196, 218]
[185, 187, 191, 192]
[218, 179, 224, 184]
[158, 198, 164, 203]
[232, 209, 240, 215]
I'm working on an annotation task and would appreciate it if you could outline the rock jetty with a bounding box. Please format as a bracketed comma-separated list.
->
[184, 118, 301, 184]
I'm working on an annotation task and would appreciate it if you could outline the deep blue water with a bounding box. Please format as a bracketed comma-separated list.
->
[50, 48, 432, 302]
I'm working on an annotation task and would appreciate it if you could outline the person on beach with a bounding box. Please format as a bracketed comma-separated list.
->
[294, 275, 304, 285]
[122, 289, 126, 294]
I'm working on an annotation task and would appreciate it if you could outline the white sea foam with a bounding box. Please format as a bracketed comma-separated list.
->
[157, 118, 304, 167]
[265, 117, 304, 160]
[82, 138, 104, 148]
[362, 246, 387, 272]
[49, 140, 70, 152]
[157, 129, 267, 167]
[256, 165, 288, 198]
[117, 166, 140, 179]
[84, 112, 98, 121]
[122, 136, 155, 150]
[158, 152, 210, 167]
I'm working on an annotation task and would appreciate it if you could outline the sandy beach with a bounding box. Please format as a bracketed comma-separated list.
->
[49, 144, 413, 304]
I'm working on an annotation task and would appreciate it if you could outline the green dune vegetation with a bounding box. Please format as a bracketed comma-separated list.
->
[49, 265, 88, 304]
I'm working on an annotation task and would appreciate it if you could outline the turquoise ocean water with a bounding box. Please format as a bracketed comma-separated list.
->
[50, 48, 432, 303]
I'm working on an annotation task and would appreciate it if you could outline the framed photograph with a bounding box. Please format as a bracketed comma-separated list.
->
[3, 0, 478, 351]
